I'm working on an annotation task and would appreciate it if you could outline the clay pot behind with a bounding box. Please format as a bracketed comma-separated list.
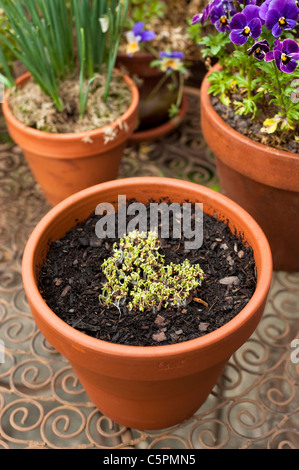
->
[200, 65, 299, 272]
[22, 177, 272, 430]
[2, 72, 139, 206]
[116, 52, 179, 130]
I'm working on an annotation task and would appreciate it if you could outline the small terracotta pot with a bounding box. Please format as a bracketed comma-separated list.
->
[22, 177, 272, 430]
[116, 52, 183, 131]
[2, 72, 139, 206]
[128, 92, 188, 144]
[200, 64, 299, 272]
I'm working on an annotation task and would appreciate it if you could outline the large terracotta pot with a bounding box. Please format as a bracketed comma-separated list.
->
[116, 51, 183, 131]
[200, 64, 299, 272]
[22, 177, 272, 430]
[2, 72, 139, 206]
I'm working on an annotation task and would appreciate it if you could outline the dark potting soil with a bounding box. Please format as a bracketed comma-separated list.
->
[211, 94, 299, 154]
[38, 201, 257, 347]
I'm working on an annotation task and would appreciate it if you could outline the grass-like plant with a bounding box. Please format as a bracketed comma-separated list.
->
[0, 0, 129, 116]
[99, 230, 204, 313]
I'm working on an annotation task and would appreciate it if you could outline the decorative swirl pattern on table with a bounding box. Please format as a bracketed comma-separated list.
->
[0, 88, 298, 449]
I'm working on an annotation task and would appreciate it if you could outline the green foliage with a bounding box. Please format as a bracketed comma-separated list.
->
[196, 28, 231, 63]
[0, 10, 16, 88]
[126, 0, 166, 27]
[203, 36, 299, 127]
[99, 231, 204, 313]
[0, 0, 129, 114]
[190, 17, 299, 134]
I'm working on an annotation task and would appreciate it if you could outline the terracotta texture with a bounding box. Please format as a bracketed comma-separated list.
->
[22, 177, 272, 430]
[116, 51, 182, 131]
[2, 72, 139, 206]
[128, 92, 188, 144]
[200, 64, 299, 272]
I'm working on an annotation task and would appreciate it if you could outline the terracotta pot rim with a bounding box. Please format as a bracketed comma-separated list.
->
[2, 70, 139, 141]
[201, 64, 299, 164]
[22, 177, 272, 359]
[117, 51, 156, 60]
[129, 93, 188, 144]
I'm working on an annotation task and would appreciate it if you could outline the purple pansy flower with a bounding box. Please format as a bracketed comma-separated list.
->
[159, 51, 185, 59]
[265, 0, 299, 37]
[192, 2, 212, 25]
[237, 0, 257, 5]
[218, 0, 237, 13]
[159, 51, 185, 72]
[248, 39, 270, 60]
[132, 22, 156, 42]
[210, 5, 231, 32]
[191, 0, 235, 25]
[191, 13, 202, 25]
[229, 5, 262, 45]
[259, 0, 273, 22]
[265, 38, 299, 73]
[125, 22, 156, 56]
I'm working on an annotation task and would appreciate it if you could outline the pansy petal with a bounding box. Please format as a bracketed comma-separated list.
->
[243, 4, 260, 21]
[280, 60, 297, 73]
[254, 52, 265, 61]
[140, 30, 156, 42]
[264, 50, 274, 62]
[230, 29, 248, 45]
[259, 39, 271, 48]
[265, 8, 279, 28]
[273, 39, 283, 50]
[210, 5, 223, 21]
[215, 19, 231, 31]
[249, 17, 262, 38]
[259, 0, 272, 21]
[230, 12, 247, 29]
[285, 18, 298, 29]
[159, 51, 185, 59]
[201, 4, 211, 23]
[283, 38, 299, 55]
[191, 14, 201, 24]
[132, 22, 144, 36]
[272, 21, 282, 37]
[125, 31, 136, 43]
[289, 53, 299, 64]
[283, 1, 299, 20]
[273, 49, 282, 71]
[171, 51, 185, 58]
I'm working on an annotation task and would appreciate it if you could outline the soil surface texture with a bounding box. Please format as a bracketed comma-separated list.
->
[38, 200, 257, 346]
[211, 94, 299, 154]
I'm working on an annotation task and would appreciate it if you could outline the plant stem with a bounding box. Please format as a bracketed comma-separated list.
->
[247, 63, 252, 101]
[175, 72, 184, 109]
[144, 44, 160, 59]
[144, 72, 170, 102]
[272, 61, 286, 117]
